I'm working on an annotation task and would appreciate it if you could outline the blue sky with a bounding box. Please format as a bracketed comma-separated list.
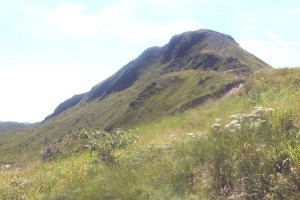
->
[0, 0, 299, 122]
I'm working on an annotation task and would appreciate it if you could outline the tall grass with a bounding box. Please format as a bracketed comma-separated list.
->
[1, 68, 300, 199]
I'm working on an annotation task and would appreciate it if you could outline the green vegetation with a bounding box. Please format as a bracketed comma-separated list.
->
[78, 128, 140, 164]
[0, 70, 238, 164]
[0, 29, 270, 164]
[1, 68, 300, 199]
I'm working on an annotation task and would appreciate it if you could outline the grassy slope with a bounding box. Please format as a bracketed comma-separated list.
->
[2, 68, 300, 199]
[0, 70, 238, 164]
[0, 30, 270, 164]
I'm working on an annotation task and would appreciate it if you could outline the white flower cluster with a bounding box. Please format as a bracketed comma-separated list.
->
[250, 119, 266, 128]
[247, 107, 274, 118]
[186, 131, 207, 141]
[225, 119, 241, 130]
[211, 118, 222, 129]
[224, 107, 274, 132]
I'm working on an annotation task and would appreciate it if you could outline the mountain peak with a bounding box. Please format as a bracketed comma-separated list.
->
[162, 29, 237, 63]
[170, 29, 237, 46]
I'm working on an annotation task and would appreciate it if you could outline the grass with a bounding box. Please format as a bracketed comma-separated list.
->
[1, 68, 300, 199]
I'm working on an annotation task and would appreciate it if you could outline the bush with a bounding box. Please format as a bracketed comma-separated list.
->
[78, 128, 140, 165]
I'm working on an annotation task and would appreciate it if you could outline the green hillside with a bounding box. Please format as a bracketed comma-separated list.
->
[0, 30, 269, 164]
[1, 68, 300, 199]
[0, 70, 240, 163]
[4, 29, 298, 199]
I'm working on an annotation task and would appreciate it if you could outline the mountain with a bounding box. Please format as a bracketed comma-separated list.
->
[0, 121, 30, 133]
[0, 29, 270, 163]
[4, 29, 300, 200]
[45, 29, 269, 122]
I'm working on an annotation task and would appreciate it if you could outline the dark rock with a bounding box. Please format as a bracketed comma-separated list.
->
[161, 31, 208, 64]
[196, 54, 220, 70]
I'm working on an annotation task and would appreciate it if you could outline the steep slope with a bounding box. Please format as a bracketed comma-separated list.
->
[0, 29, 271, 163]
[45, 29, 270, 121]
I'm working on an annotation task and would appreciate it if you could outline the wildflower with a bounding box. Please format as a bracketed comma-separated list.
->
[253, 107, 274, 115]
[187, 132, 194, 136]
[225, 119, 240, 129]
[211, 118, 222, 129]
[229, 129, 236, 133]
[211, 123, 221, 129]
[250, 118, 266, 128]
[230, 114, 246, 120]
[265, 108, 274, 113]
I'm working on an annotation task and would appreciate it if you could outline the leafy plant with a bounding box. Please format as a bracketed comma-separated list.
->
[78, 128, 140, 164]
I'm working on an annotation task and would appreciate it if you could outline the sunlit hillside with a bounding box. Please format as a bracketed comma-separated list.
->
[1, 68, 300, 199]
[0, 30, 269, 164]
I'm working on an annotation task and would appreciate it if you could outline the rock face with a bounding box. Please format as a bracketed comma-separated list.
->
[160, 30, 252, 73]
[44, 29, 270, 121]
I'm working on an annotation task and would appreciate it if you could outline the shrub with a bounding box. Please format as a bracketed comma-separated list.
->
[78, 128, 140, 165]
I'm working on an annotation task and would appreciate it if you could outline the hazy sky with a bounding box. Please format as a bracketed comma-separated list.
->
[0, 0, 300, 122]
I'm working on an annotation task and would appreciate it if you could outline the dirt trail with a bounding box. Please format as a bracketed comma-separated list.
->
[175, 79, 245, 113]
[222, 82, 244, 99]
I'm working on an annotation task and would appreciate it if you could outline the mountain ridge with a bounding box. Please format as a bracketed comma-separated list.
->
[44, 29, 270, 121]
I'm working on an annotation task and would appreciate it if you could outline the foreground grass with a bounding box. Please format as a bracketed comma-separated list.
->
[1, 68, 300, 199]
